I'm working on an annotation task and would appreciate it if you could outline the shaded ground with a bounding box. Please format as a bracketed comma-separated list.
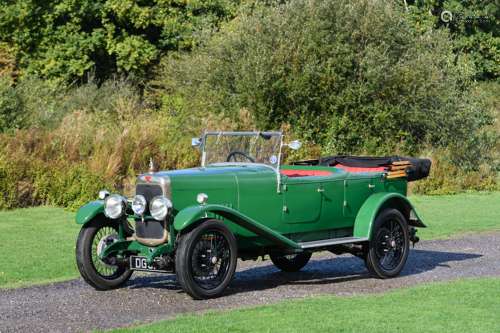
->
[1, 232, 499, 333]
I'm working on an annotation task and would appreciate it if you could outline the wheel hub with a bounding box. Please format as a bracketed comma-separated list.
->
[375, 220, 406, 271]
[96, 234, 118, 268]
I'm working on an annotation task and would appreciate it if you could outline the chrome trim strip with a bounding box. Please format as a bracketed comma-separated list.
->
[298, 237, 369, 249]
[136, 174, 171, 200]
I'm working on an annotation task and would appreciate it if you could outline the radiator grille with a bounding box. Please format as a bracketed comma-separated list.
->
[135, 183, 166, 240]
[135, 184, 163, 215]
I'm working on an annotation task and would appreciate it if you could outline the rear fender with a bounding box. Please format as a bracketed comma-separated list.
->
[173, 204, 301, 250]
[353, 192, 425, 240]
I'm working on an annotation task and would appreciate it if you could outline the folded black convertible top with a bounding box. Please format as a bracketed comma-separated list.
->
[292, 155, 432, 182]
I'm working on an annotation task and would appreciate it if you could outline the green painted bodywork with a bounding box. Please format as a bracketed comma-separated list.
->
[173, 204, 301, 249]
[76, 163, 425, 259]
[76, 200, 104, 225]
[353, 192, 424, 239]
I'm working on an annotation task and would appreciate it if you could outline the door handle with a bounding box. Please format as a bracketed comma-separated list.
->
[317, 188, 324, 193]
[368, 184, 375, 189]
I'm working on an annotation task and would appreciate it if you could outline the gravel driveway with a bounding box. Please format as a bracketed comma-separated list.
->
[1, 232, 499, 333]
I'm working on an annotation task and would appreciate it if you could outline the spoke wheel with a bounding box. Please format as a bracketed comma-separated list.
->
[92, 226, 120, 277]
[375, 219, 405, 271]
[191, 231, 231, 290]
[76, 219, 132, 290]
[365, 208, 409, 278]
[270, 252, 312, 272]
[176, 220, 237, 299]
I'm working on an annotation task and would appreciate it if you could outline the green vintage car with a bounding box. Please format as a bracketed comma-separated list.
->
[75, 131, 431, 299]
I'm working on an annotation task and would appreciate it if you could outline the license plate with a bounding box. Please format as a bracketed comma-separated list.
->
[130, 256, 169, 273]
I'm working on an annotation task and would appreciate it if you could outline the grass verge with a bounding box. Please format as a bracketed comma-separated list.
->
[105, 278, 500, 333]
[411, 191, 500, 239]
[0, 207, 79, 288]
[0, 192, 499, 288]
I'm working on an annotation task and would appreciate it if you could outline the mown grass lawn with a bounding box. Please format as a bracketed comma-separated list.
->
[0, 207, 79, 288]
[411, 192, 500, 239]
[0, 192, 499, 288]
[106, 278, 500, 333]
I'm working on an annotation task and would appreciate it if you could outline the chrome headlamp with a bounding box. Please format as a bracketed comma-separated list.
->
[98, 190, 110, 200]
[104, 194, 127, 219]
[131, 195, 147, 216]
[196, 193, 208, 205]
[150, 196, 172, 221]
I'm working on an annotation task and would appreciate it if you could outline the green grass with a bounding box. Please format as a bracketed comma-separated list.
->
[106, 278, 500, 333]
[410, 192, 500, 239]
[0, 207, 79, 288]
[0, 192, 499, 289]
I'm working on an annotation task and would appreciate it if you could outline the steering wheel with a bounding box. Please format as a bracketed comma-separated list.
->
[226, 151, 255, 163]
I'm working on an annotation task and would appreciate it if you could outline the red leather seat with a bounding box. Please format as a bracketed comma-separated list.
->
[280, 169, 333, 177]
[334, 164, 386, 173]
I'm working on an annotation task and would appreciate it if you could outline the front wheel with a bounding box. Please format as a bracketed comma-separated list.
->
[365, 208, 410, 278]
[175, 220, 238, 299]
[76, 219, 132, 290]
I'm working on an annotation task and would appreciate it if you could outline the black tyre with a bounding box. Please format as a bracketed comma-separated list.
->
[76, 219, 132, 290]
[270, 252, 312, 272]
[175, 220, 237, 299]
[365, 208, 410, 278]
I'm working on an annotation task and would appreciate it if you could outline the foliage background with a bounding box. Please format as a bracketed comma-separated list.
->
[0, 0, 498, 209]
[0, 0, 240, 82]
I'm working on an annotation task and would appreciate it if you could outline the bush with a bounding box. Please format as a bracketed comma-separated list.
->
[411, 149, 499, 195]
[0, 0, 497, 209]
[1, 76, 146, 129]
[0, 76, 24, 132]
[0, 73, 245, 208]
[0, 110, 202, 209]
[0, 83, 264, 208]
[153, 0, 497, 193]
[157, 0, 494, 155]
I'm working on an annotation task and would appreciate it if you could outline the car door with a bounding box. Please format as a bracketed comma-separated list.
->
[282, 176, 323, 224]
[235, 167, 284, 233]
[343, 175, 374, 217]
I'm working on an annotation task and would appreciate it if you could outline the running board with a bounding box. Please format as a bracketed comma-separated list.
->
[298, 237, 368, 249]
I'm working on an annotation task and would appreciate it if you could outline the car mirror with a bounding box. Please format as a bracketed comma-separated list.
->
[287, 140, 302, 150]
[191, 138, 202, 147]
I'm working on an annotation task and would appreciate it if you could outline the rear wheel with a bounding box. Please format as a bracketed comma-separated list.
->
[270, 252, 312, 272]
[76, 219, 132, 290]
[365, 208, 410, 278]
[175, 220, 237, 299]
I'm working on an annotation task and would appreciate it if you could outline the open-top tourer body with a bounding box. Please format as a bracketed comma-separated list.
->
[75, 131, 431, 299]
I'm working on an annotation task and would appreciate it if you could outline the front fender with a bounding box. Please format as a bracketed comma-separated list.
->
[75, 200, 104, 225]
[173, 204, 301, 249]
[353, 192, 425, 240]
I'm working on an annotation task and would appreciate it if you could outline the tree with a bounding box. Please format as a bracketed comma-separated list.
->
[405, 0, 499, 81]
[0, 0, 239, 82]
